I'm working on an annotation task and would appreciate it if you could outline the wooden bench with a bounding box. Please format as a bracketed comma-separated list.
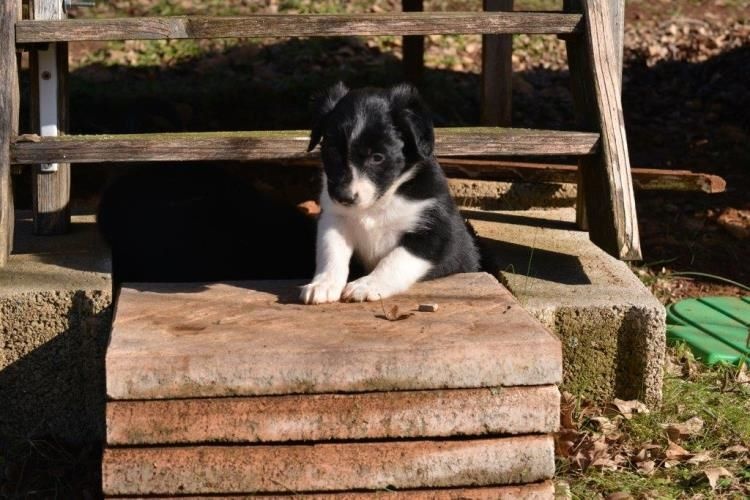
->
[1, 0, 640, 267]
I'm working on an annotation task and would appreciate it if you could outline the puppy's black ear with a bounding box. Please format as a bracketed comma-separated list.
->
[389, 83, 435, 162]
[308, 81, 349, 152]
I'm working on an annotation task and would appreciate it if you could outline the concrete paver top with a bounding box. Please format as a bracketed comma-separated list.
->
[107, 272, 562, 399]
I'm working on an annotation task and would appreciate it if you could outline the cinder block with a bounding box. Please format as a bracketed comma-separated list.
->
[0, 213, 112, 452]
[102, 436, 555, 496]
[467, 207, 666, 405]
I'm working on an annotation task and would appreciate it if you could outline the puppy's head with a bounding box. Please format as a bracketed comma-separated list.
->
[308, 82, 434, 209]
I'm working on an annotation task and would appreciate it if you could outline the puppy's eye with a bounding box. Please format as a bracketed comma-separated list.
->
[371, 153, 385, 164]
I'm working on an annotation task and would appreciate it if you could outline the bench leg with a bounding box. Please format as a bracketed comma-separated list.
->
[565, 0, 641, 260]
[0, 0, 21, 266]
[30, 0, 71, 235]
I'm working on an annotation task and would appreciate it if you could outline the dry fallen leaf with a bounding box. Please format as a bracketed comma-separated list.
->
[637, 460, 656, 475]
[589, 416, 618, 435]
[687, 450, 712, 464]
[665, 440, 692, 461]
[606, 492, 634, 500]
[612, 399, 650, 419]
[703, 466, 733, 489]
[662, 416, 704, 442]
[560, 391, 577, 430]
[722, 444, 749, 457]
[296, 200, 321, 217]
[717, 208, 750, 240]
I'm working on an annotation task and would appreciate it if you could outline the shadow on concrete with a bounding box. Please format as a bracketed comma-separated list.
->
[0, 291, 110, 498]
[12, 215, 111, 275]
[463, 209, 579, 231]
[477, 236, 591, 286]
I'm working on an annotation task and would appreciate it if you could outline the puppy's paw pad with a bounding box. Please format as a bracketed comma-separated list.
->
[342, 277, 393, 302]
[300, 280, 345, 304]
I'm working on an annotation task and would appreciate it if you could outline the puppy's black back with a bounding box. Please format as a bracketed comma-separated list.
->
[397, 159, 481, 279]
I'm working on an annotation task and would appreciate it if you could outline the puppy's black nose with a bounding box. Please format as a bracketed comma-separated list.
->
[338, 193, 359, 206]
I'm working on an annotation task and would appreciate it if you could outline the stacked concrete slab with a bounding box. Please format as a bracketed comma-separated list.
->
[103, 273, 561, 497]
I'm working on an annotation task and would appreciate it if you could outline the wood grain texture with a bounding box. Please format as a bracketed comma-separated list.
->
[102, 436, 555, 495]
[16, 12, 583, 43]
[402, 0, 424, 84]
[610, 0, 624, 88]
[10, 128, 599, 164]
[565, 0, 641, 260]
[0, 0, 20, 266]
[438, 159, 726, 193]
[481, 0, 514, 126]
[30, 0, 70, 235]
[106, 386, 560, 445]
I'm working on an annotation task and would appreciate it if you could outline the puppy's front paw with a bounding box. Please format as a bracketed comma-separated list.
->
[342, 276, 394, 302]
[300, 278, 346, 305]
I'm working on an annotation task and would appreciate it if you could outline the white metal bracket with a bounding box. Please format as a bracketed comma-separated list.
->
[38, 44, 59, 172]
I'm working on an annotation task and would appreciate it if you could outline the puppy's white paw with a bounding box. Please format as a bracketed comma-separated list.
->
[300, 278, 346, 305]
[342, 276, 394, 302]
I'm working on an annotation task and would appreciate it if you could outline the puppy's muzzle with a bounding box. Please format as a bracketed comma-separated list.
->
[329, 183, 360, 207]
[335, 192, 360, 206]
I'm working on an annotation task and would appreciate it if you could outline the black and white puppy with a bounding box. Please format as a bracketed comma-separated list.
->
[300, 82, 480, 304]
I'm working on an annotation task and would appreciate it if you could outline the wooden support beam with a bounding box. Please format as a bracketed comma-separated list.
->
[437, 159, 727, 193]
[10, 128, 600, 164]
[29, 0, 70, 235]
[610, 0, 624, 89]
[565, 0, 641, 260]
[481, 0, 514, 126]
[15, 13, 584, 43]
[0, 0, 21, 266]
[402, 0, 424, 84]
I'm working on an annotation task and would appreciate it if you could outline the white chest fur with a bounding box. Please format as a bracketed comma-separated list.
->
[320, 178, 434, 271]
[338, 194, 433, 271]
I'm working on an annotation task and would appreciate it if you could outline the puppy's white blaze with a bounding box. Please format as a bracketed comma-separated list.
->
[349, 110, 367, 142]
[349, 166, 378, 207]
[343, 247, 432, 301]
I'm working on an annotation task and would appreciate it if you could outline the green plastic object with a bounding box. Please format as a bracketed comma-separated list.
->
[666, 296, 750, 365]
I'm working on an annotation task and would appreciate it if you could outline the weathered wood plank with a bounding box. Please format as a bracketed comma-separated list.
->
[10, 128, 600, 164]
[29, 0, 71, 235]
[610, 0, 624, 88]
[438, 159, 727, 193]
[16, 12, 583, 43]
[402, 0, 424, 84]
[565, 0, 641, 260]
[124, 482, 556, 499]
[481, 0, 514, 126]
[106, 386, 560, 445]
[102, 436, 555, 495]
[0, 0, 21, 266]
[106, 274, 561, 400]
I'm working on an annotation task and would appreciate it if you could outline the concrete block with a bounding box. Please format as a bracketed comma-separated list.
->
[107, 273, 562, 400]
[106, 386, 560, 445]
[449, 178, 576, 211]
[102, 436, 555, 496]
[0, 212, 112, 452]
[467, 207, 666, 406]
